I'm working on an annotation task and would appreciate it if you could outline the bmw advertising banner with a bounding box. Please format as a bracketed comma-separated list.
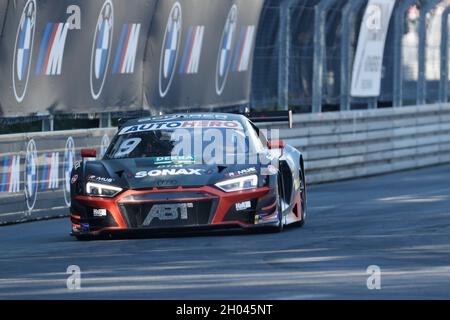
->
[0, 0, 156, 117]
[0, 0, 264, 118]
[0, 129, 114, 224]
[144, 0, 264, 111]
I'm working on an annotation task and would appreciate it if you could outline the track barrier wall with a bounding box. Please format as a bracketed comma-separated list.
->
[1, 104, 450, 224]
[0, 0, 263, 117]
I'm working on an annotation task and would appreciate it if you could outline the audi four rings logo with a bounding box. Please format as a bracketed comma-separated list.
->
[216, 5, 237, 96]
[159, 2, 182, 98]
[12, 0, 36, 103]
[90, 0, 114, 100]
[25, 139, 38, 212]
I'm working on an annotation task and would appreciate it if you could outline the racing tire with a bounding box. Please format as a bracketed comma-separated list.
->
[267, 175, 284, 233]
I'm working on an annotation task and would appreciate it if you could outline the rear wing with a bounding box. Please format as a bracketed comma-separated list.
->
[246, 110, 293, 129]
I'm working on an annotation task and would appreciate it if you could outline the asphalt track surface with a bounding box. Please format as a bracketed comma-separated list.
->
[0, 164, 449, 299]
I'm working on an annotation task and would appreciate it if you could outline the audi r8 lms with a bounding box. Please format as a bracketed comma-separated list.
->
[69, 112, 307, 239]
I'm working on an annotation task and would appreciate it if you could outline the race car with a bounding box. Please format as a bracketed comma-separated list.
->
[69, 112, 307, 239]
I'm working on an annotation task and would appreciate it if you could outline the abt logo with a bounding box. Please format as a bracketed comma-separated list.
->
[35, 5, 81, 76]
[142, 203, 192, 226]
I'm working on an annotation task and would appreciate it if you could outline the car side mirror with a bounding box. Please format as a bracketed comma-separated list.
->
[81, 149, 97, 158]
[267, 139, 285, 150]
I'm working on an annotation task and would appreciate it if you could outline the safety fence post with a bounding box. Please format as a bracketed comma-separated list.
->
[99, 113, 112, 128]
[440, 6, 450, 103]
[340, 0, 366, 111]
[278, 0, 291, 111]
[41, 115, 54, 132]
[417, 0, 442, 106]
[393, 0, 417, 107]
[312, 0, 337, 113]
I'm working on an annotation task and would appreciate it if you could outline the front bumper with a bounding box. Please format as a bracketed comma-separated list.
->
[70, 186, 279, 237]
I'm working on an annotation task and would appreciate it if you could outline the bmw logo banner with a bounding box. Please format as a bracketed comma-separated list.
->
[0, 0, 263, 117]
[0, 130, 115, 224]
[144, 0, 263, 111]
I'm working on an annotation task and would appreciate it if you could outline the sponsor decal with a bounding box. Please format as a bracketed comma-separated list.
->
[90, 0, 114, 100]
[179, 25, 205, 74]
[159, 2, 182, 97]
[225, 167, 257, 178]
[153, 155, 195, 164]
[351, 0, 395, 97]
[71, 174, 78, 184]
[137, 114, 229, 122]
[25, 139, 38, 212]
[142, 203, 192, 226]
[0, 155, 21, 193]
[40, 152, 59, 190]
[93, 208, 107, 217]
[232, 26, 255, 72]
[216, 5, 237, 96]
[119, 120, 242, 135]
[135, 168, 204, 178]
[157, 164, 183, 169]
[12, 0, 37, 102]
[112, 23, 141, 74]
[87, 175, 114, 183]
[236, 201, 251, 211]
[35, 23, 69, 76]
[64, 137, 75, 206]
[157, 179, 178, 187]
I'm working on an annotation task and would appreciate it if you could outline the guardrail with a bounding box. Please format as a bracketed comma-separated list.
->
[1, 105, 450, 224]
[264, 104, 450, 183]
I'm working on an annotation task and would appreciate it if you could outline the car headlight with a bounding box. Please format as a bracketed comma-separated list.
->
[85, 182, 122, 197]
[215, 175, 258, 192]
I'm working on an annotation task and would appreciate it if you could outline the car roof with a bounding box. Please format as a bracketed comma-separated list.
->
[120, 112, 248, 128]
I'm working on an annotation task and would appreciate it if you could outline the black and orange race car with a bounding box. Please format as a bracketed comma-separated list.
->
[69, 112, 307, 240]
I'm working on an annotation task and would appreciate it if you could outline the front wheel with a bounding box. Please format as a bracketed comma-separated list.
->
[293, 169, 307, 228]
[269, 175, 284, 233]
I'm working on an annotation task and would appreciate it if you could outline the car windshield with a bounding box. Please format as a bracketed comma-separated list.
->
[104, 119, 265, 165]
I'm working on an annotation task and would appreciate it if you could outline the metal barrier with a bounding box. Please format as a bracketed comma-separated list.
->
[0, 128, 115, 224]
[253, 0, 450, 111]
[263, 103, 450, 183]
[1, 105, 450, 224]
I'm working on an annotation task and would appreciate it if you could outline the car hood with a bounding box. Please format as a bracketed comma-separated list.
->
[84, 158, 261, 190]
